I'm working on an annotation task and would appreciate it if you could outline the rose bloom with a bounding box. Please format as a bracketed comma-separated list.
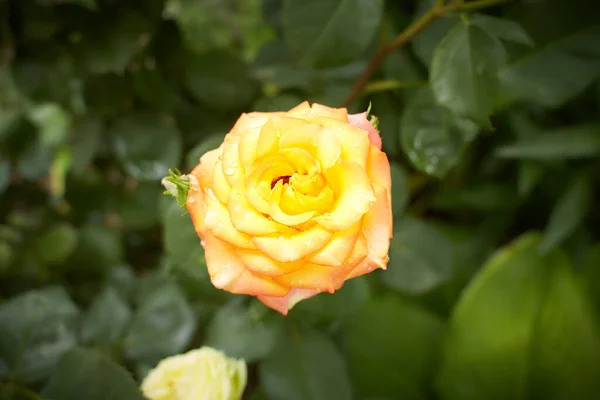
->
[186, 101, 392, 314]
[141, 347, 247, 400]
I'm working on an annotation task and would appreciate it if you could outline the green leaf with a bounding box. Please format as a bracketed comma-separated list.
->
[291, 278, 370, 329]
[390, 162, 410, 217]
[253, 93, 304, 112]
[0, 158, 10, 194]
[400, 89, 479, 177]
[35, 0, 96, 9]
[530, 253, 600, 399]
[204, 300, 284, 362]
[35, 223, 78, 265]
[28, 103, 71, 148]
[161, 198, 226, 303]
[69, 117, 103, 175]
[500, 25, 600, 108]
[124, 283, 196, 364]
[165, 0, 273, 58]
[432, 184, 519, 213]
[106, 265, 137, 302]
[518, 161, 544, 197]
[185, 134, 226, 170]
[0, 240, 13, 272]
[383, 216, 454, 294]
[411, 0, 456, 65]
[41, 348, 144, 400]
[80, 10, 152, 74]
[539, 175, 592, 252]
[343, 295, 444, 399]
[495, 124, 600, 159]
[119, 182, 162, 229]
[253, 42, 316, 92]
[430, 20, 505, 127]
[470, 14, 534, 46]
[260, 328, 352, 400]
[69, 224, 124, 274]
[581, 244, 600, 315]
[282, 0, 383, 68]
[83, 74, 132, 117]
[131, 66, 179, 112]
[382, 49, 425, 95]
[437, 233, 600, 400]
[184, 51, 259, 110]
[0, 286, 79, 383]
[17, 143, 53, 180]
[112, 114, 182, 181]
[162, 198, 202, 267]
[81, 287, 132, 345]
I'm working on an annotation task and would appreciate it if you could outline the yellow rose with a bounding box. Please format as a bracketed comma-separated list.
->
[141, 347, 247, 400]
[186, 101, 392, 314]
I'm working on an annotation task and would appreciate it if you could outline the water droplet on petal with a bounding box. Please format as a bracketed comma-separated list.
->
[278, 235, 284, 241]
[353, 143, 360, 148]
[188, 197, 196, 204]
[224, 167, 235, 176]
[235, 193, 242, 199]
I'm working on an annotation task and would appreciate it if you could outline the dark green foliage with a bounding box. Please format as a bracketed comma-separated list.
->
[1, 0, 600, 398]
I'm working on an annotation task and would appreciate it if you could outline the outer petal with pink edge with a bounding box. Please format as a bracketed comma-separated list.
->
[203, 234, 290, 297]
[257, 288, 321, 315]
[348, 112, 382, 150]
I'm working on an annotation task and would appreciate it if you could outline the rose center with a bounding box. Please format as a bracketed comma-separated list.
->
[271, 175, 291, 189]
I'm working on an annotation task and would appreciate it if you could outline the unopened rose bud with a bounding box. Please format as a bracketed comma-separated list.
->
[141, 347, 247, 400]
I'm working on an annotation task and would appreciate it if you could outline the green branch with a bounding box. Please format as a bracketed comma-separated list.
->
[341, 0, 514, 107]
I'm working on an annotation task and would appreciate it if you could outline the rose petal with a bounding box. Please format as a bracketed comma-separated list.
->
[204, 190, 255, 250]
[274, 263, 340, 293]
[279, 124, 341, 170]
[245, 158, 295, 214]
[194, 147, 221, 188]
[280, 184, 335, 215]
[251, 224, 333, 263]
[269, 181, 315, 226]
[308, 103, 348, 121]
[186, 173, 207, 236]
[286, 101, 311, 118]
[221, 134, 244, 185]
[313, 162, 376, 231]
[344, 231, 369, 272]
[236, 249, 303, 277]
[228, 180, 296, 236]
[366, 146, 392, 237]
[203, 234, 290, 297]
[349, 111, 382, 150]
[309, 117, 371, 168]
[238, 126, 262, 170]
[257, 288, 321, 315]
[346, 187, 392, 279]
[211, 158, 232, 204]
[187, 149, 221, 237]
[307, 222, 361, 267]
[363, 186, 393, 261]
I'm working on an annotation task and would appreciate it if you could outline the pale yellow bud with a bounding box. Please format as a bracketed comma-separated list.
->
[141, 347, 247, 400]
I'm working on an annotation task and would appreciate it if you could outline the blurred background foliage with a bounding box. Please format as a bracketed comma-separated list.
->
[1, 0, 600, 399]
